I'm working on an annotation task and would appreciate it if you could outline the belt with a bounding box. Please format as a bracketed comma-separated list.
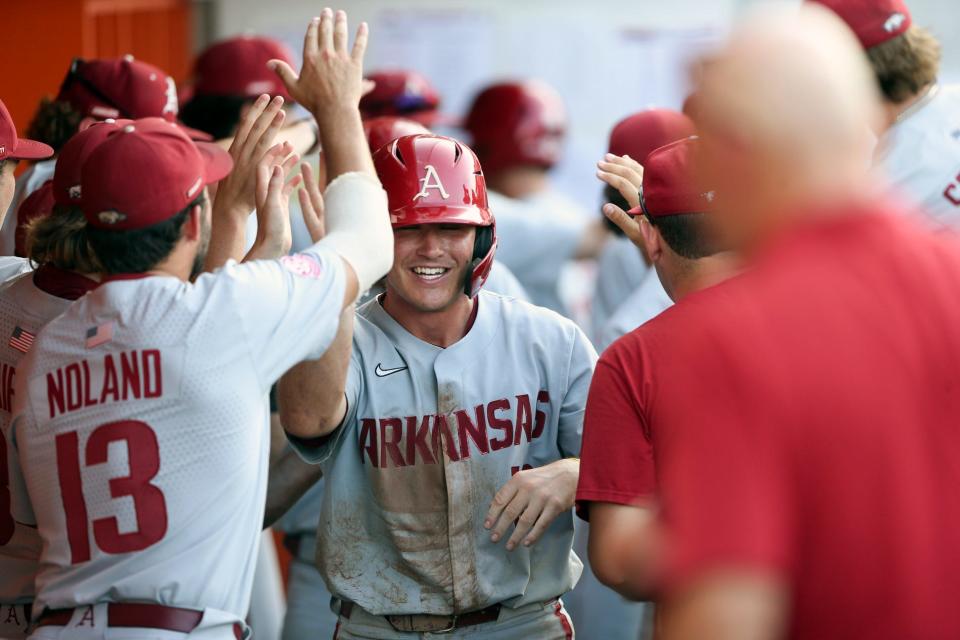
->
[339, 600, 502, 634]
[36, 603, 243, 638]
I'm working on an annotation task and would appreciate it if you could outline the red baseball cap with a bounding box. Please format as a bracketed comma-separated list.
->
[14, 181, 55, 257]
[631, 136, 716, 218]
[360, 70, 443, 125]
[52, 119, 132, 207]
[81, 118, 233, 230]
[608, 109, 696, 163]
[192, 35, 295, 101]
[808, 0, 912, 49]
[56, 56, 211, 140]
[0, 99, 53, 161]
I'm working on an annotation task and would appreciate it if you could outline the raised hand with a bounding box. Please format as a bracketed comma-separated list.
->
[245, 155, 302, 261]
[597, 153, 645, 211]
[269, 9, 374, 179]
[269, 9, 368, 120]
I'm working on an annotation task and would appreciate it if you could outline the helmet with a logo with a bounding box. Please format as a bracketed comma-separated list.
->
[463, 80, 567, 174]
[360, 70, 442, 124]
[372, 134, 496, 297]
[363, 116, 431, 154]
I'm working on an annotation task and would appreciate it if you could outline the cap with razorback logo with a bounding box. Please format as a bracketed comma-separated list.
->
[807, 0, 912, 49]
[0, 99, 53, 161]
[629, 136, 717, 218]
[52, 119, 131, 207]
[56, 56, 212, 140]
[192, 35, 295, 101]
[81, 118, 233, 230]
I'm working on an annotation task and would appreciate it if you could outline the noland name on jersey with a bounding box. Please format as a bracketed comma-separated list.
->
[359, 391, 551, 468]
[43, 350, 164, 420]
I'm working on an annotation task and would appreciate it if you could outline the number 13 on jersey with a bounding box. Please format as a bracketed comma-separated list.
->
[55, 420, 168, 564]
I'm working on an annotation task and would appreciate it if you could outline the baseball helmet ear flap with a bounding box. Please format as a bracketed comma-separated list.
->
[466, 224, 495, 296]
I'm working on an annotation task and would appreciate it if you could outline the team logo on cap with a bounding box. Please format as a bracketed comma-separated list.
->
[414, 164, 450, 201]
[186, 177, 203, 199]
[69, 185, 82, 200]
[703, 190, 716, 202]
[98, 210, 126, 225]
[0, 146, 5, 155]
[884, 13, 906, 33]
[163, 77, 179, 116]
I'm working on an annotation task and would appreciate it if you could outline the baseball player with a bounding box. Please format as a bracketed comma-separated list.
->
[650, 8, 960, 639]
[3, 55, 208, 256]
[276, 133, 596, 639]
[0, 119, 114, 640]
[590, 110, 693, 348]
[576, 136, 736, 605]
[269, 117, 530, 640]
[463, 81, 603, 317]
[810, 0, 960, 228]
[0, 100, 53, 284]
[8, 10, 393, 640]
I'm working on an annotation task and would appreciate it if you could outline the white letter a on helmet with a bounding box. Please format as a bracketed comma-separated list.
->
[414, 164, 450, 201]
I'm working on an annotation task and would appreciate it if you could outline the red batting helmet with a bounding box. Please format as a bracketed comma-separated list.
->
[363, 116, 431, 154]
[463, 80, 567, 174]
[373, 134, 496, 298]
[360, 70, 442, 125]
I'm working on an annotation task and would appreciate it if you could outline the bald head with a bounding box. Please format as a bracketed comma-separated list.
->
[696, 4, 882, 249]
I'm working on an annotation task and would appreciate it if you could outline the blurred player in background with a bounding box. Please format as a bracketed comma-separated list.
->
[811, 0, 960, 227]
[641, 7, 960, 639]
[276, 133, 595, 639]
[590, 109, 694, 350]
[464, 81, 606, 318]
[360, 70, 445, 126]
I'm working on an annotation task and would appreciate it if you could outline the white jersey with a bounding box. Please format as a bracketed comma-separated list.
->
[489, 190, 587, 315]
[596, 268, 672, 352]
[10, 247, 346, 622]
[290, 291, 596, 616]
[876, 83, 960, 227]
[0, 268, 86, 606]
[590, 237, 647, 345]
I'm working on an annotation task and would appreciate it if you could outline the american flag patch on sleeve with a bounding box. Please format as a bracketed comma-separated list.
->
[86, 322, 114, 349]
[8, 326, 35, 353]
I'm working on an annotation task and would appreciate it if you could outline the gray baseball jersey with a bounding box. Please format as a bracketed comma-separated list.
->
[0, 268, 84, 607]
[877, 83, 960, 227]
[590, 237, 647, 345]
[289, 291, 596, 616]
[597, 269, 673, 352]
[10, 247, 345, 622]
[489, 190, 587, 315]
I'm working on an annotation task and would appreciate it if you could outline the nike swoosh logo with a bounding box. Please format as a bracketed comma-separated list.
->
[375, 364, 408, 378]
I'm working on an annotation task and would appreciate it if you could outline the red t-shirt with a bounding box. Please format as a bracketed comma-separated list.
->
[653, 205, 960, 639]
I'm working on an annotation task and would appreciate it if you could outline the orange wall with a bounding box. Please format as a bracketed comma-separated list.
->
[0, 0, 192, 138]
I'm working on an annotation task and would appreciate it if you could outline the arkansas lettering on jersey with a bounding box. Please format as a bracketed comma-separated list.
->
[11, 249, 346, 623]
[289, 291, 597, 617]
[358, 392, 550, 468]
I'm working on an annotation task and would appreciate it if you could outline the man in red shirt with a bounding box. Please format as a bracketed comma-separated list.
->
[642, 6, 960, 640]
[576, 135, 738, 601]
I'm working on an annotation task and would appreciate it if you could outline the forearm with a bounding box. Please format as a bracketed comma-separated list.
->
[204, 205, 250, 271]
[588, 504, 662, 600]
[278, 305, 354, 438]
[313, 106, 374, 180]
[280, 119, 320, 157]
[264, 445, 324, 528]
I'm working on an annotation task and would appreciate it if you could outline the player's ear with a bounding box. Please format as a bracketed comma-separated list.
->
[182, 204, 203, 242]
[638, 216, 662, 263]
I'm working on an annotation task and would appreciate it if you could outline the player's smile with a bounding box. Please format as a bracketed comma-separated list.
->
[411, 265, 452, 283]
